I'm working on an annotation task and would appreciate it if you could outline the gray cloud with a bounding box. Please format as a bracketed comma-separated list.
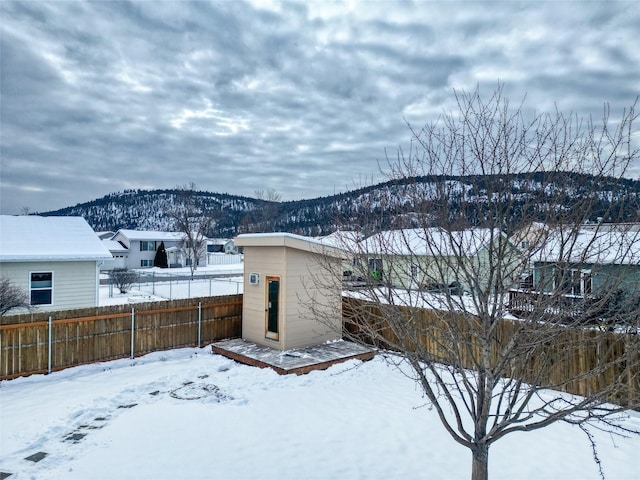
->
[1, 0, 639, 214]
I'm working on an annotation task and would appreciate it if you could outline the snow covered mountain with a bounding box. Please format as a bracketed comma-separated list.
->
[41, 172, 640, 237]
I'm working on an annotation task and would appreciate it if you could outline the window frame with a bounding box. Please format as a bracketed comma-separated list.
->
[140, 259, 154, 267]
[30, 271, 53, 306]
[140, 241, 156, 252]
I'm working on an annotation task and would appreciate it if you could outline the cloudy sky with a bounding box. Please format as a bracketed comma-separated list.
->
[1, 1, 639, 214]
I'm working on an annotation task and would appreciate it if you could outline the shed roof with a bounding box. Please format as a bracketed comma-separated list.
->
[235, 232, 344, 257]
[0, 215, 112, 262]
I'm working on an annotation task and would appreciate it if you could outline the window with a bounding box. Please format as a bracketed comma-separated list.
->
[30, 272, 53, 305]
[410, 264, 419, 280]
[519, 271, 534, 289]
[554, 267, 591, 296]
[140, 259, 153, 267]
[140, 241, 156, 251]
[368, 258, 383, 282]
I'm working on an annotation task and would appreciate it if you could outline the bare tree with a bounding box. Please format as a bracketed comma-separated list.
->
[255, 188, 283, 232]
[167, 183, 216, 278]
[0, 277, 30, 316]
[313, 86, 640, 480]
[238, 188, 283, 233]
[111, 268, 137, 294]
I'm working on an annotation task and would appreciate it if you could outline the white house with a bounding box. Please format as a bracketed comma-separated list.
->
[0, 215, 112, 312]
[109, 229, 205, 269]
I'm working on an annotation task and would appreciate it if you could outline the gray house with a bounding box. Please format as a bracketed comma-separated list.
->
[531, 227, 640, 298]
[0, 215, 112, 312]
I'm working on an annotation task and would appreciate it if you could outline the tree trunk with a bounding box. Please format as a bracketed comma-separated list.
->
[471, 444, 489, 480]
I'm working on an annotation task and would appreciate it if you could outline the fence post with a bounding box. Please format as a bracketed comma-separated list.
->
[130, 307, 135, 359]
[48, 316, 52, 374]
[198, 302, 202, 348]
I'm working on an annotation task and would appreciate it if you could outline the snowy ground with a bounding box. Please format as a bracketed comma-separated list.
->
[100, 264, 244, 305]
[1, 347, 638, 480]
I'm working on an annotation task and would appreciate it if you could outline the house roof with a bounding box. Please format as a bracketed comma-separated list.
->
[0, 215, 113, 262]
[102, 239, 129, 253]
[207, 238, 232, 245]
[362, 228, 506, 256]
[533, 228, 640, 265]
[114, 229, 186, 241]
[316, 230, 362, 250]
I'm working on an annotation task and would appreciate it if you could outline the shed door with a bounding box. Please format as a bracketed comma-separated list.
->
[265, 276, 280, 340]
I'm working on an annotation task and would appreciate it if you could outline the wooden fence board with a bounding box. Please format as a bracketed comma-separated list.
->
[0, 295, 242, 380]
[343, 297, 639, 408]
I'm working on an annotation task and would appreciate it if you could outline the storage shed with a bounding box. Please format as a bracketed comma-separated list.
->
[234, 233, 344, 351]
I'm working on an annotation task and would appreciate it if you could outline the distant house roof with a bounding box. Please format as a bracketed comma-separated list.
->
[96, 231, 116, 240]
[102, 239, 129, 253]
[362, 228, 506, 257]
[316, 230, 362, 250]
[534, 228, 640, 265]
[114, 229, 186, 242]
[0, 215, 113, 262]
[207, 238, 232, 245]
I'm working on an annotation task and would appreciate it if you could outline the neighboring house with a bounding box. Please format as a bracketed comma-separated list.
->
[316, 230, 363, 282]
[360, 228, 521, 294]
[101, 239, 129, 270]
[509, 221, 551, 289]
[234, 233, 345, 351]
[110, 229, 207, 269]
[207, 238, 237, 255]
[530, 227, 640, 298]
[508, 226, 640, 321]
[0, 215, 112, 312]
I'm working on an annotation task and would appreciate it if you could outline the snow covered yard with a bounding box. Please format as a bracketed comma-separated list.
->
[100, 264, 244, 305]
[1, 347, 638, 480]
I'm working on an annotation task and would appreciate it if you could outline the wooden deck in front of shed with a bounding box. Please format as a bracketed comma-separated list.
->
[211, 338, 376, 375]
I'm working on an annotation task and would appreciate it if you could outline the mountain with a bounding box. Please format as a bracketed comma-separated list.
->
[41, 172, 640, 237]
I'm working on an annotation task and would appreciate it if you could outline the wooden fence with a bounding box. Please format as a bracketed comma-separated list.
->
[343, 297, 640, 408]
[0, 294, 242, 380]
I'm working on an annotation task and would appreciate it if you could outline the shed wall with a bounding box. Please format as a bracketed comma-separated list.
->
[240, 244, 342, 350]
[282, 248, 341, 350]
[241, 246, 287, 348]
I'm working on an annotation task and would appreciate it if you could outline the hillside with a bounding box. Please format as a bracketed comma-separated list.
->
[41, 172, 640, 237]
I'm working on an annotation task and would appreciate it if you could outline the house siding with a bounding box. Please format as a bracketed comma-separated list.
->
[533, 262, 640, 296]
[1, 261, 98, 311]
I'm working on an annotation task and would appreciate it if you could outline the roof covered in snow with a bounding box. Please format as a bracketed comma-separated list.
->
[0, 215, 113, 262]
[102, 239, 129, 253]
[113, 229, 186, 241]
[362, 228, 506, 257]
[533, 228, 640, 265]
